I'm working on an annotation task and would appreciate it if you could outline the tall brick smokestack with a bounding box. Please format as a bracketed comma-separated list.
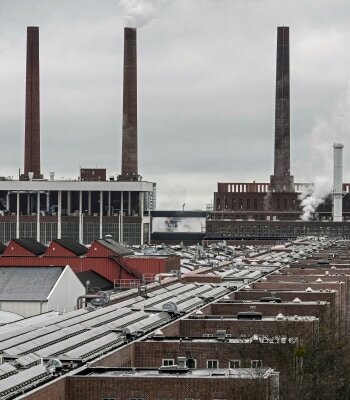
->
[119, 27, 139, 181]
[24, 27, 41, 179]
[270, 26, 294, 192]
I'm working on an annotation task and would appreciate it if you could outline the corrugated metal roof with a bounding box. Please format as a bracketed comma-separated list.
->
[13, 238, 47, 255]
[0, 267, 64, 301]
[0, 365, 49, 396]
[53, 238, 88, 256]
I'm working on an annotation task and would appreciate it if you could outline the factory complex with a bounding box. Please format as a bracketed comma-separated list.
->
[0, 236, 346, 399]
[1, 24, 350, 248]
[2, 12, 350, 399]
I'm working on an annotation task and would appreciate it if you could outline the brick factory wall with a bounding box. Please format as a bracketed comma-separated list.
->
[65, 374, 273, 400]
[178, 318, 318, 342]
[91, 342, 134, 367]
[20, 377, 66, 400]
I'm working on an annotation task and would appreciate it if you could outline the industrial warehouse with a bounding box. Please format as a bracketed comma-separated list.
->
[0, 237, 346, 399]
[1, 1, 350, 399]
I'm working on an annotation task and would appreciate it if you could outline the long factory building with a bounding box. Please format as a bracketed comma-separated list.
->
[0, 236, 344, 399]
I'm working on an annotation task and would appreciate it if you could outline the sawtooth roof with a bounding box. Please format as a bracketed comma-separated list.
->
[13, 239, 47, 255]
[53, 238, 88, 256]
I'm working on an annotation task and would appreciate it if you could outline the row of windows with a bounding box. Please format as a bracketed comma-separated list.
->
[208, 223, 350, 237]
[216, 197, 298, 211]
[162, 358, 262, 368]
[0, 222, 141, 244]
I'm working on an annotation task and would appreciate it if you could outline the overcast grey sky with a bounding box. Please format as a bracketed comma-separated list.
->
[1, 0, 350, 209]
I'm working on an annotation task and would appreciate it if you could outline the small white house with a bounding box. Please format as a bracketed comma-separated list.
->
[0, 266, 85, 317]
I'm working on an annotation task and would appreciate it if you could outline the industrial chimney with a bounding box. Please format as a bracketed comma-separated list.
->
[333, 143, 344, 222]
[270, 26, 294, 192]
[118, 27, 139, 182]
[23, 26, 42, 180]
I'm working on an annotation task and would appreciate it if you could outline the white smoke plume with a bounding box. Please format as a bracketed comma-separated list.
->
[298, 82, 350, 221]
[119, 0, 167, 28]
[299, 177, 332, 221]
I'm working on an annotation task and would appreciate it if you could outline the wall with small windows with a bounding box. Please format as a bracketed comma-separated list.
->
[91, 338, 295, 374]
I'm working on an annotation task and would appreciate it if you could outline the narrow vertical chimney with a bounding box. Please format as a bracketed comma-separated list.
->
[333, 143, 344, 222]
[118, 27, 139, 181]
[24, 27, 41, 179]
[270, 26, 294, 192]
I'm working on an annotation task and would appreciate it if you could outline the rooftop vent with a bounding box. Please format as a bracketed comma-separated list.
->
[237, 311, 262, 320]
[305, 287, 313, 292]
[216, 330, 227, 341]
[260, 297, 281, 303]
[316, 278, 323, 283]
[293, 297, 301, 303]
[276, 313, 284, 320]
[153, 329, 164, 339]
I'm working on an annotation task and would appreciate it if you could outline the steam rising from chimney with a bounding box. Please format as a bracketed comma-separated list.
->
[119, 0, 167, 28]
[119, 0, 156, 28]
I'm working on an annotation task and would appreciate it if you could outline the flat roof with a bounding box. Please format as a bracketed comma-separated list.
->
[77, 367, 274, 379]
[0, 180, 154, 192]
[215, 300, 329, 305]
[185, 316, 318, 322]
[144, 337, 298, 344]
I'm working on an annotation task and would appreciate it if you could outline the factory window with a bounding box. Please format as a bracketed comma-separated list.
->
[277, 199, 280, 210]
[186, 358, 197, 368]
[225, 197, 228, 209]
[19, 222, 37, 239]
[62, 222, 79, 241]
[254, 198, 258, 210]
[232, 198, 236, 209]
[103, 223, 119, 242]
[207, 360, 219, 369]
[246, 199, 250, 209]
[0, 222, 16, 243]
[40, 222, 58, 244]
[162, 359, 174, 366]
[292, 199, 296, 209]
[284, 198, 288, 210]
[216, 198, 221, 210]
[239, 199, 243, 210]
[251, 360, 262, 368]
[124, 223, 141, 245]
[229, 360, 241, 368]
